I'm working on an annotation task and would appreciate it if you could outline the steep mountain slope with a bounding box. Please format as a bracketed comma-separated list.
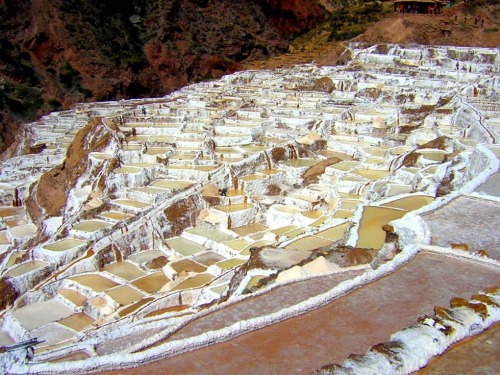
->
[0, 0, 327, 154]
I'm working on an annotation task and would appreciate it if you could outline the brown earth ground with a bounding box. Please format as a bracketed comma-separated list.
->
[100, 252, 499, 375]
[418, 322, 500, 374]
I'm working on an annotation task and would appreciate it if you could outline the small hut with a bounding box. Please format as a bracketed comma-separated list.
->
[393, 0, 446, 14]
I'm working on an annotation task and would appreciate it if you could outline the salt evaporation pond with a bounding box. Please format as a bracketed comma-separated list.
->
[43, 238, 87, 252]
[100, 211, 134, 221]
[72, 220, 113, 232]
[132, 272, 170, 294]
[69, 274, 120, 292]
[285, 235, 334, 251]
[104, 262, 146, 281]
[106, 285, 145, 305]
[165, 237, 206, 256]
[12, 300, 74, 331]
[193, 252, 227, 266]
[5, 260, 48, 277]
[58, 312, 94, 332]
[59, 289, 87, 307]
[214, 202, 253, 213]
[356, 206, 408, 249]
[127, 250, 167, 264]
[171, 273, 214, 291]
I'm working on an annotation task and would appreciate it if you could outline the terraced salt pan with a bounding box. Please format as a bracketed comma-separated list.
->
[127, 250, 167, 265]
[4, 260, 49, 277]
[12, 300, 75, 331]
[132, 273, 170, 294]
[106, 285, 145, 306]
[58, 288, 87, 307]
[284, 235, 334, 251]
[104, 262, 146, 281]
[150, 180, 194, 190]
[99, 211, 134, 221]
[0, 330, 15, 346]
[165, 237, 206, 257]
[185, 227, 235, 243]
[69, 274, 120, 292]
[170, 259, 207, 274]
[192, 252, 226, 266]
[72, 220, 113, 232]
[171, 273, 215, 292]
[42, 238, 87, 252]
[58, 312, 94, 332]
[112, 199, 150, 210]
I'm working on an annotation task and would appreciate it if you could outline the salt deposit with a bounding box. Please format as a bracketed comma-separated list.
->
[0, 42, 499, 374]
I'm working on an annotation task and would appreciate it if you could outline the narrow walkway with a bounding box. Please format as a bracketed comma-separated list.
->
[100, 252, 499, 375]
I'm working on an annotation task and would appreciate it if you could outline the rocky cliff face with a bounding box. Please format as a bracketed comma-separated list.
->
[0, 0, 326, 154]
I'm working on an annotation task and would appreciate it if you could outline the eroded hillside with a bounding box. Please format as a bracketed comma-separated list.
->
[0, 0, 327, 154]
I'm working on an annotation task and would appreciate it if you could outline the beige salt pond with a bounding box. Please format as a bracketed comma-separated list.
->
[282, 158, 320, 168]
[170, 259, 207, 274]
[127, 250, 167, 265]
[231, 223, 269, 237]
[112, 199, 150, 210]
[333, 210, 355, 219]
[5, 260, 49, 277]
[281, 227, 307, 239]
[240, 174, 266, 182]
[69, 274, 120, 292]
[132, 272, 170, 294]
[272, 225, 298, 235]
[171, 273, 214, 291]
[381, 194, 434, 211]
[43, 238, 87, 252]
[0, 230, 11, 245]
[356, 206, 408, 249]
[193, 252, 227, 266]
[363, 146, 387, 157]
[165, 237, 206, 257]
[257, 168, 283, 176]
[99, 211, 134, 221]
[223, 238, 251, 252]
[114, 166, 143, 174]
[339, 199, 362, 210]
[0, 206, 24, 218]
[72, 220, 113, 232]
[144, 305, 192, 318]
[151, 180, 194, 190]
[214, 202, 253, 213]
[58, 289, 87, 307]
[330, 161, 360, 172]
[90, 152, 114, 160]
[216, 258, 246, 270]
[118, 297, 155, 318]
[185, 227, 235, 243]
[12, 300, 74, 331]
[106, 285, 145, 306]
[58, 312, 94, 332]
[301, 210, 323, 220]
[0, 331, 15, 346]
[8, 223, 37, 239]
[240, 240, 275, 255]
[352, 168, 390, 180]
[104, 262, 146, 281]
[285, 235, 334, 251]
[5, 251, 26, 269]
[316, 222, 350, 242]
